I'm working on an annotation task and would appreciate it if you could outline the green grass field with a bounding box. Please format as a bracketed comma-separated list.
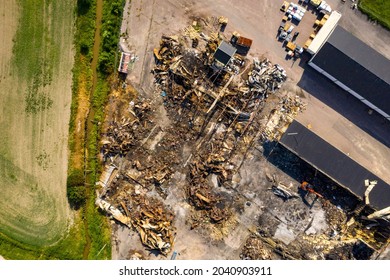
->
[0, 0, 76, 258]
[0, 0, 121, 259]
[359, 0, 390, 30]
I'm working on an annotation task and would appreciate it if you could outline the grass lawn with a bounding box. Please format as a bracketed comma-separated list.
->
[0, 0, 82, 259]
[359, 0, 390, 30]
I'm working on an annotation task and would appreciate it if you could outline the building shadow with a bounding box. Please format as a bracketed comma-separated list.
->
[297, 58, 390, 149]
[263, 140, 361, 212]
[263, 140, 390, 253]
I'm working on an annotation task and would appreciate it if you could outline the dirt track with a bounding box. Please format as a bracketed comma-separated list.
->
[0, 1, 74, 247]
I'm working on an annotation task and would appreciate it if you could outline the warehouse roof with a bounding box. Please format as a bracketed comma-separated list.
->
[279, 120, 390, 210]
[310, 26, 390, 116]
[327, 26, 390, 84]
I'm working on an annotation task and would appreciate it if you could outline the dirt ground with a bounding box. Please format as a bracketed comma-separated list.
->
[0, 1, 74, 246]
[108, 0, 390, 260]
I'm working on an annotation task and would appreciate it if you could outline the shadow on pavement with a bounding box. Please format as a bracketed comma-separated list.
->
[297, 56, 390, 148]
[262, 140, 361, 212]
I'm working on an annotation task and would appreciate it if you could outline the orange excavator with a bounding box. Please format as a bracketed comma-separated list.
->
[300, 181, 323, 198]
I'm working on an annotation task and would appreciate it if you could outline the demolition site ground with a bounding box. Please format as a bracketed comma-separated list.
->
[94, 0, 390, 260]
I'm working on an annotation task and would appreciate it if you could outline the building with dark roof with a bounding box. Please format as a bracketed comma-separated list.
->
[280, 120, 390, 210]
[213, 41, 236, 68]
[308, 25, 390, 121]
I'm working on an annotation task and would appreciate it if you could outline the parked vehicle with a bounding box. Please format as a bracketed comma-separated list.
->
[279, 21, 286, 31]
[279, 31, 288, 40]
[287, 25, 294, 33]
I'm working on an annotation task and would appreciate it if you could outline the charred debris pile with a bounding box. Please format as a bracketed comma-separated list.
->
[96, 18, 309, 257]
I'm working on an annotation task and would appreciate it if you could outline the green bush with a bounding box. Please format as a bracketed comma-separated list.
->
[67, 169, 84, 187]
[77, 0, 92, 16]
[67, 185, 86, 209]
[98, 0, 125, 75]
[67, 169, 86, 209]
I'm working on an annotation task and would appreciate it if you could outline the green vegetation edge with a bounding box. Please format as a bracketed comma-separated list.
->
[359, 0, 390, 31]
[0, 0, 125, 259]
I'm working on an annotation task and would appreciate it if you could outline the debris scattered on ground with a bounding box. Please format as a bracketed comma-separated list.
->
[240, 234, 274, 260]
[96, 15, 388, 260]
[262, 93, 306, 141]
[98, 184, 176, 255]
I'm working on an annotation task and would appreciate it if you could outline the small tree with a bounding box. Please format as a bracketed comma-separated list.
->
[77, 0, 91, 16]
[67, 186, 86, 209]
[67, 169, 86, 209]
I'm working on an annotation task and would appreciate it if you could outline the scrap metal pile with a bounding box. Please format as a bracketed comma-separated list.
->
[248, 58, 287, 98]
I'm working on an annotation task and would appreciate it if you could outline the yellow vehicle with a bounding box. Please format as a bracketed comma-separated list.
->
[280, 1, 290, 12]
[286, 41, 296, 52]
[283, 23, 291, 32]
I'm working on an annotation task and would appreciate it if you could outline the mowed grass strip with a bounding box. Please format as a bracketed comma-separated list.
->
[0, 0, 74, 255]
[359, 0, 390, 30]
[13, 0, 60, 82]
[0, 155, 59, 246]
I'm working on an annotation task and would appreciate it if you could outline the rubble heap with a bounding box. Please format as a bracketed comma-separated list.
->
[96, 15, 388, 259]
[262, 93, 306, 141]
[150, 25, 290, 228]
[125, 194, 175, 256]
[248, 58, 287, 98]
[101, 99, 152, 159]
[107, 182, 176, 256]
[240, 234, 273, 260]
[101, 117, 136, 158]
